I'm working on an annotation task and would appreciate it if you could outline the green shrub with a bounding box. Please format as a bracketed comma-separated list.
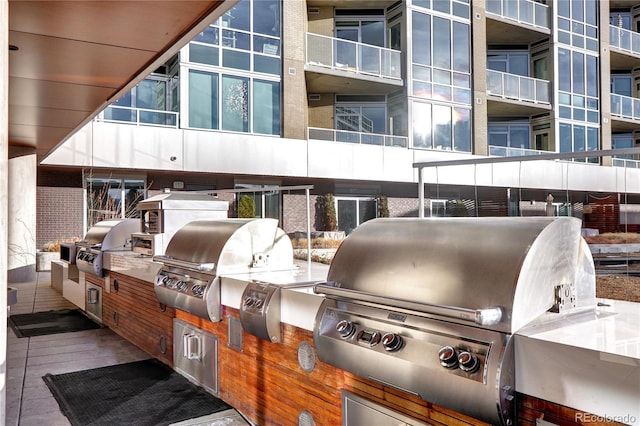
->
[238, 195, 256, 218]
[322, 193, 337, 231]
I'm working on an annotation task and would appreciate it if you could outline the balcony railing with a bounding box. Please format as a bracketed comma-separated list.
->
[610, 26, 640, 56]
[486, 70, 550, 105]
[306, 33, 401, 81]
[308, 127, 407, 148]
[611, 94, 640, 121]
[613, 157, 640, 168]
[486, 0, 549, 29]
[489, 145, 547, 157]
[97, 105, 179, 128]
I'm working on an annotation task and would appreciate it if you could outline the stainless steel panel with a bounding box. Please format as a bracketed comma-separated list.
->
[154, 272, 221, 321]
[323, 217, 595, 333]
[239, 282, 282, 343]
[173, 319, 219, 396]
[315, 299, 516, 426]
[85, 282, 102, 323]
[76, 248, 104, 277]
[60, 243, 77, 264]
[342, 391, 429, 426]
[163, 218, 293, 274]
[79, 218, 139, 249]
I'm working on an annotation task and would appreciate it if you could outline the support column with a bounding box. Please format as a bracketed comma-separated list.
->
[1, 0, 10, 422]
[7, 150, 37, 283]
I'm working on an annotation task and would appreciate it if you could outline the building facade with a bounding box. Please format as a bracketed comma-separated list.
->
[37, 0, 640, 246]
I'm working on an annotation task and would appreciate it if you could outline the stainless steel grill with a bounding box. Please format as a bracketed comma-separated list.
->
[75, 219, 140, 277]
[153, 218, 294, 322]
[313, 217, 596, 426]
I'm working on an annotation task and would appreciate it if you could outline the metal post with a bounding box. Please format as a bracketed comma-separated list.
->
[306, 187, 311, 271]
[418, 166, 425, 218]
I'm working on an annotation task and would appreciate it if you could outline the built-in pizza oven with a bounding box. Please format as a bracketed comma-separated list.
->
[153, 218, 294, 322]
[132, 191, 229, 257]
[313, 217, 596, 426]
[75, 219, 140, 277]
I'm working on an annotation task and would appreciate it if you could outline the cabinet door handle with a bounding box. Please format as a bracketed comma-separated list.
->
[87, 288, 99, 304]
[183, 333, 201, 360]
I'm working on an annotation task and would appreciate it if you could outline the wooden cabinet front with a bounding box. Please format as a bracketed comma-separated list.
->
[102, 271, 175, 366]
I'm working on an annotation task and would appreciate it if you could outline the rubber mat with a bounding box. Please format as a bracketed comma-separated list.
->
[8, 309, 101, 338]
[43, 358, 232, 426]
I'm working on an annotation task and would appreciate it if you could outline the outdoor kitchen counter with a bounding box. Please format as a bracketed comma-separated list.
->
[515, 299, 640, 425]
[103, 250, 329, 330]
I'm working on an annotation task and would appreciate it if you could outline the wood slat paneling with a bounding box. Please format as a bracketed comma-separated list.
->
[102, 272, 175, 366]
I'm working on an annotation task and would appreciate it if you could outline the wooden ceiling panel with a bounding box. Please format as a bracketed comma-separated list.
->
[8, 31, 155, 88]
[9, 1, 223, 51]
[9, 77, 114, 111]
[7, 0, 232, 160]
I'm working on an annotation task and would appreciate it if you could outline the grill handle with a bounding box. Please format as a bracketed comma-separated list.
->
[314, 283, 503, 326]
[153, 255, 215, 272]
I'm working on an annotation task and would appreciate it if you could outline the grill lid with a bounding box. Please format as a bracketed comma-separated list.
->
[159, 218, 293, 275]
[323, 217, 595, 333]
[77, 219, 140, 250]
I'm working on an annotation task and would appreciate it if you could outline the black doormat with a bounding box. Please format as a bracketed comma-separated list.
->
[43, 358, 232, 426]
[8, 309, 101, 338]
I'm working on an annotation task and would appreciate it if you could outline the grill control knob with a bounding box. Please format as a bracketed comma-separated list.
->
[336, 320, 355, 338]
[438, 345, 458, 368]
[381, 333, 403, 352]
[458, 351, 479, 373]
[244, 297, 254, 308]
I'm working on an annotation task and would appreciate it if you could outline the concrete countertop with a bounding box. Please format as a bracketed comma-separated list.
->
[515, 299, 640, 425]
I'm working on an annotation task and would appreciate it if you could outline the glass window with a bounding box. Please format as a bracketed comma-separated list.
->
[222, 0, 250, 31]
[253, 80, 280, 135]
[433, 104, 451, 149]
[572, 51, 584, 94]
[222, 75, 250, 132]
[432, 17, 451, 69]
[86, 178, 146, 228]
[254, 55, 281, 76]
[452, 22, 469, 73]
[189, 70, 218, 129]
[194, 26, 218, 44]
[559, 123, 572, 152]
[453, 108, 471, 152]
[189, 44, 218, 66]
[336, 197, 377, 235]
[558, 49, 571, 92]
[412, 11, 431, 66]
[413, 102, 432, 148]
[223, 49, 250, 71]
[253, 0, 280, 37]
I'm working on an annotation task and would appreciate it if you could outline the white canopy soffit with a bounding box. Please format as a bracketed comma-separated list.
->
[8, 0, 236, 162]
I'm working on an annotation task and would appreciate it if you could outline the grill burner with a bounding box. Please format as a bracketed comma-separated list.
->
[313, 217, 596, 425]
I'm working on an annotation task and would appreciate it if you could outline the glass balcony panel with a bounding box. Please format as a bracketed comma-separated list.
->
[620, 29, 632, 51]
[486, 70, 503, 96]
[633, 32, 640, 54]
[520, 0, 533, 25]
[306, 34, 332, 67]
[535, 80, 549, 103]
[308, 127, 335, 141]
[385, 136, 408, 147]
[486, 0, 501, 15]
[519, 78, 534, 101]
[634, 98, 640, 119]
[360, 44, 380, 75]
[335, 39, 357, 70]
[504, 0, 518, 20]
[622, 96, 634, 117]
[99, 106, 178, 128]
[361, 133, 384, 145]
[504, 74, 520, 98]
[534, 2, 548, 27]
[306, 33, 401, 81]
[611, 94, 621, 116]
[336, 130, 360, 144]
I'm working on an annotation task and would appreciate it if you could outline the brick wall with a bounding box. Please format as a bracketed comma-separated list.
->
[36, 186, 84, 248]
[283, 193, 321, 234]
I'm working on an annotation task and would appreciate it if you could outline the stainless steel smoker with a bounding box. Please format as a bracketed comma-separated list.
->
[313, 217, 596, 426]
